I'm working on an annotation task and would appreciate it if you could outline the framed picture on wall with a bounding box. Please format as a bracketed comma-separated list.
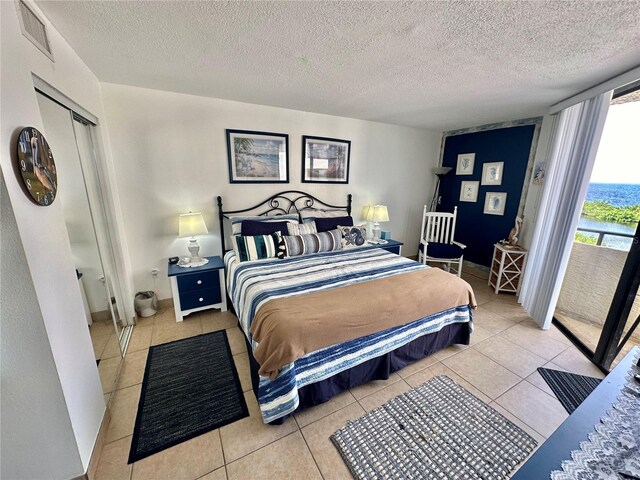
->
[481, 161, 503, 185]
[484, 192, 507, 215]
[302, 136, 351, 183]
[459, 181, 479, 202]
[226, 129, 289, 183]
[456, 153, 475, 175]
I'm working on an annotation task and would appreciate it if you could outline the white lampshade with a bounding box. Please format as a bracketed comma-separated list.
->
[365, 205, 389, 223]
[178, 212, 208, 238]
[362, 205, 373, 222]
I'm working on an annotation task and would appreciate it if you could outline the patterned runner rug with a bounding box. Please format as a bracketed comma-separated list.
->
[537, 367, 601, 414]
[331, 375, 537, 480]
[128, 330, 248, 463]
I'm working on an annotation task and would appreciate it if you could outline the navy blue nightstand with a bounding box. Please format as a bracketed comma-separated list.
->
[167, 256, 227, 322]
[369, 239, 404, 255]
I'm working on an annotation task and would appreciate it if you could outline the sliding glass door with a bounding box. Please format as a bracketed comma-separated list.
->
[553, 88, 640, 370]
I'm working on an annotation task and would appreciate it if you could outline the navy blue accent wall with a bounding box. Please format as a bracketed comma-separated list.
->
[439, 125, 535, 267]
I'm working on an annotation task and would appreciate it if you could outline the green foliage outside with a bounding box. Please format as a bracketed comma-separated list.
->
[574, 232, 597, 245]
[581, 201, 640, 224]
[574, 201, 639, 246]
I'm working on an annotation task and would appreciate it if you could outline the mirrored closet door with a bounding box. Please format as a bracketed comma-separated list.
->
[36, 91, 132, 396]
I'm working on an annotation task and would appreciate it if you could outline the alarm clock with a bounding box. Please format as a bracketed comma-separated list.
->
[16, 127, 57, 206]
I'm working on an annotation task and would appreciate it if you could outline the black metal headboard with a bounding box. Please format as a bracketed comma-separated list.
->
[216, 190, 352, 252]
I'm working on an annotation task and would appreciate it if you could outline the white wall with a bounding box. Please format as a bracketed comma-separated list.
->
[0, 174, 84, 479]
[0, 1, 111, 476]
[101, 83, 441, 299]
[557, 242, 640, 328]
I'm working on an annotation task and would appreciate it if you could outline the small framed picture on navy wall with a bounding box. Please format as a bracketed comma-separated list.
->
[484, 192, 507, 216]
[482, 161, 503, 185]
[460, 181, 479, 202]
[456, 153, 475, 175]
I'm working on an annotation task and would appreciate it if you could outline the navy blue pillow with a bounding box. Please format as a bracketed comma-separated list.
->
[241, 220, 290, 236]
[314, 215, 353, 232]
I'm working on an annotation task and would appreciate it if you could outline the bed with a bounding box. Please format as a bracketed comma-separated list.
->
[217, 191, 476, 424]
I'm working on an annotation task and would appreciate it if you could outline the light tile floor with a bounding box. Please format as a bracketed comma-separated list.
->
[94, 269, 605, 480]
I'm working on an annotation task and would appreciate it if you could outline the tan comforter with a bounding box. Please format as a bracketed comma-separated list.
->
[250, 267, 476, 379]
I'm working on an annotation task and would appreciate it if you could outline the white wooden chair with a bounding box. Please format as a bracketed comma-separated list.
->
[418, 205, 466, 277]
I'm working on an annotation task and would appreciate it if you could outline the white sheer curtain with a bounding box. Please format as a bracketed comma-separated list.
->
[520, 92, 612, 329]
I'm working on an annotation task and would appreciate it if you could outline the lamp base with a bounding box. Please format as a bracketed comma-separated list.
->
[178, 258, 209, 268]
[372, 222, 381, 240]
[180, 237, 208, 267]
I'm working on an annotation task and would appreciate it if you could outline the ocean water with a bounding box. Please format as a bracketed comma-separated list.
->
[578, 183, 639, 250]
[584, 183, 640, 207]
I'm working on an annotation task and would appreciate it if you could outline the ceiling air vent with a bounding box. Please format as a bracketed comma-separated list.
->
[16, 0, 54, 61]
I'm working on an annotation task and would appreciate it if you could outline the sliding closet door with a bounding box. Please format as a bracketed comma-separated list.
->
[72, 117, 129, 335]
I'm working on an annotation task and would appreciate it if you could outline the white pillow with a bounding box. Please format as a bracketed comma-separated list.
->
[300, 209, 348, 221]
[287, 221, 317, 236]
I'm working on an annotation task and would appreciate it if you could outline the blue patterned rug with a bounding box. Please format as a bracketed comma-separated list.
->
[128, 330, 248, 463]
[332, 376, 537, 479]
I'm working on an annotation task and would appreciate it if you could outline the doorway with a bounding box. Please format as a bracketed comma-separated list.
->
[554, 86, 640, 370]
[36, 90, 132, 393]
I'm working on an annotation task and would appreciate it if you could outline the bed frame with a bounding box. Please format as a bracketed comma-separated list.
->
[216, 190, 352, 252]
[217, 190, 470, 424]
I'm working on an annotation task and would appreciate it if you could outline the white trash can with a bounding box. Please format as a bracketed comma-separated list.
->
[134, 291, 158, 317]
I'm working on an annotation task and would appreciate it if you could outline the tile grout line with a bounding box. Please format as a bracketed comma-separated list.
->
[297, 418, 327, 480]
[492, 377, 564, 439]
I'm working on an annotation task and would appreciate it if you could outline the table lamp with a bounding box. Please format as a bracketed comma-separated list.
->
[365, 205, 389, 241]
[178, 212, 209, 267]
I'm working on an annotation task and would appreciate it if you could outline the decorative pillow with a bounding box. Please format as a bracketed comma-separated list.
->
[315, 215, 353, 232]
[287, 221, 317, 236]
[231, 232, 286, 262]
[229, 214, 299, 235]
[241, 220, 289, 236]
[339, 225, 366, 248]
[300, 209, 347, 221]
[283, 229, 342, 257]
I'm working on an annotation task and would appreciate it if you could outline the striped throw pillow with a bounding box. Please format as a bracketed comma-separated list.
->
[232, 232, 286, 262]
[283, 229, 342, 257]
[287, 221, 317, 236]
[229, 214, 299, 235]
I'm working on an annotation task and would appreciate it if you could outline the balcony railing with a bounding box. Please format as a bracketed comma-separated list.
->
[576, 226, 636, 246]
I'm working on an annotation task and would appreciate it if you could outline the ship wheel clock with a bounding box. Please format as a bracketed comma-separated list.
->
[16, 127, 58, 206]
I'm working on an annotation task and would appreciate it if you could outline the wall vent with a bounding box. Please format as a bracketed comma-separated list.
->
[16, 1, 54, 61]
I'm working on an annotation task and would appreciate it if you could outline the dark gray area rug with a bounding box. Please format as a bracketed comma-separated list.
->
[128, 330, 248, 463]
[331, 375, 537, 480]
[537, 367, 602, 414]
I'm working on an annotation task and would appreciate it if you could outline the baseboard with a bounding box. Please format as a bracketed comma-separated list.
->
[85, 405, 112, 480]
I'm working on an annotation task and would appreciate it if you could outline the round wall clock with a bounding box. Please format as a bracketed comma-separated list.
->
[16, 127, 58, 206]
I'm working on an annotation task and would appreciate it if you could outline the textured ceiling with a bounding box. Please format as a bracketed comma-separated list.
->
[37, 1, 640, 130]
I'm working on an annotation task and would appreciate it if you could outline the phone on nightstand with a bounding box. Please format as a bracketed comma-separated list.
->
[169, 256, 179, 265]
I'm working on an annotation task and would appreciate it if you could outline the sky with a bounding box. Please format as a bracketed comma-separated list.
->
[590, 100, 640, 184]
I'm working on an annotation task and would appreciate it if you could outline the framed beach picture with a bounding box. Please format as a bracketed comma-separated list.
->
[226, 129, 289, 183]
[456, 153, 475, 175]
[460, 181, 479, 202]
[302, 136, 351, 183]
[484, 192, 507, 216]
[482, 162, 503, 185]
